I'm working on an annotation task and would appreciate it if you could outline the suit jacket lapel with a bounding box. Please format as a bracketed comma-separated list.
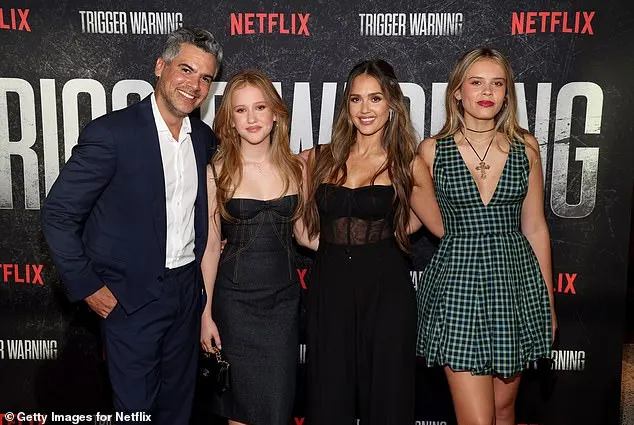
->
[190, 126, 208, 262]
[137, 96, 167, 262]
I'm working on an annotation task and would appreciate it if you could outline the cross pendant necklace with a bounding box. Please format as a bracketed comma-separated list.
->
[460, 129, 495, 179]
[475, 160, 490, 179]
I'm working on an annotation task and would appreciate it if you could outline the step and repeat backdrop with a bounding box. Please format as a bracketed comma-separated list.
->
[1, 0, 633, 424]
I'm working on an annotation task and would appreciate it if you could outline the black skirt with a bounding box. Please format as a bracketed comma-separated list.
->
[306, 237, 416, 425]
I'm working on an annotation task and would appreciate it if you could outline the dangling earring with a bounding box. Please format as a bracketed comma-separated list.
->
[388, 109, 394, 121]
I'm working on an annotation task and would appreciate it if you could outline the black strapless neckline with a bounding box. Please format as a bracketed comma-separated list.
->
[229, 194, 299, 202]
[319, 183, 393, 191]
[224, 194, 298, 222]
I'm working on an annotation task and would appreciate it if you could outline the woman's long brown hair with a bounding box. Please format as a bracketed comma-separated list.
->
[212, 70, 304, 220]
[304, 60, 417, 250]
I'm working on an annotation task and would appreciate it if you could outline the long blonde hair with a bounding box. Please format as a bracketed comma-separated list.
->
[436, 47, 529, 145]
[212, 70, 303, 220]
[304, 60, 417, 251]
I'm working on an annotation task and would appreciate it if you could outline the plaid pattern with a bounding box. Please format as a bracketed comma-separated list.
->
[416, 136, 552, 378]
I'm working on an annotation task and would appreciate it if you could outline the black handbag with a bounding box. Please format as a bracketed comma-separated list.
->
[200, 348, 231, 393]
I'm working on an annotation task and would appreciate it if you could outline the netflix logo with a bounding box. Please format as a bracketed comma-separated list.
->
[0, 264, 44, 285]
[0, 8, 31, 32]
[511, 11, 595, 35]
[554, 272, 577, 295]
[297, 268, 308, 289]
[230, 13, 310, 36]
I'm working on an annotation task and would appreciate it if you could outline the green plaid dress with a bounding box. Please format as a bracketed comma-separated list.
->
[416, 135, 552, 378]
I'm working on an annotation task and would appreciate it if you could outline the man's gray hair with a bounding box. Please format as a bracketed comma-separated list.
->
[161, 27, 223, 76]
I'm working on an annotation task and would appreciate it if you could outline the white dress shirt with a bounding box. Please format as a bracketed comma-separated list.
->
[151, 94, 197, 269]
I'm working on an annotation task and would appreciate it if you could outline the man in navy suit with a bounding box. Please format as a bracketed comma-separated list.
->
[41, 27, 222, 424]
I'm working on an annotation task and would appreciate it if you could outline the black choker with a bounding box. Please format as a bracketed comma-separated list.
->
[466, 127, 495, 133]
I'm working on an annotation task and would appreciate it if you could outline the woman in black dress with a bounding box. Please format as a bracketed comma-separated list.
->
[200, 70, 316, 425]
[302, 60, 443, 425]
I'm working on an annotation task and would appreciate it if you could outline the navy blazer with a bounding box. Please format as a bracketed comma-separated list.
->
[41, 95, 217, 314]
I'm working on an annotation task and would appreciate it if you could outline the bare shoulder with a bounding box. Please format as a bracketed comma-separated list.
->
[417, 137, 437, 156]
[299, 144, 330, 169]
[416, 137, 437, 169]
[298, 147, 314, 163]
[412, 138, 437, 183]
[522, 133, 539, 149]
[206, 162, 222, 184]
[296, 151, 308, 167]
[521, 134, 541, 165]
[411, 154, 426, 174]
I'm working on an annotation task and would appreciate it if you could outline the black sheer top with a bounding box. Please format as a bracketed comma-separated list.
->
[316, 183, 396, 246]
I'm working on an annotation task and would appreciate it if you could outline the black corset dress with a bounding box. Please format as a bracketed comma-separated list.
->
[306, 184, 416, 425]
[211, 195, 299, 425]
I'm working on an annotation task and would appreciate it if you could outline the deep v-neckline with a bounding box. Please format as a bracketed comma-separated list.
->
[451, 135, 510, 207]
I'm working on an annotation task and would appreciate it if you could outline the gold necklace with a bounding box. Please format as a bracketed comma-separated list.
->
[244, 159, 266, 174]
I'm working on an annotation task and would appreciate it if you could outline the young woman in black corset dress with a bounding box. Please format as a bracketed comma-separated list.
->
[200, 70, 317, 425]
[301, 59, 443, 425]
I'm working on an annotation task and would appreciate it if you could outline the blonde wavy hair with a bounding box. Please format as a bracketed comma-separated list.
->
[212, 70, 303, 220]
[436, 47, 530, 146]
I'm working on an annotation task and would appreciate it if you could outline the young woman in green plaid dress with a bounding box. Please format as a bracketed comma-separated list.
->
[415, 48, 557, 425]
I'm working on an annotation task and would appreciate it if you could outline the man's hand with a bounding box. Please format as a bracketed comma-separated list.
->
[85, 285, 118, 318]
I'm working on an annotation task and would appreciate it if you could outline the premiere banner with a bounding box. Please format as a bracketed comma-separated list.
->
[1, 1, 633, 424]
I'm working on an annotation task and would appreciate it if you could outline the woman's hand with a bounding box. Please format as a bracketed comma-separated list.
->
[201, 313, 222, 352]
